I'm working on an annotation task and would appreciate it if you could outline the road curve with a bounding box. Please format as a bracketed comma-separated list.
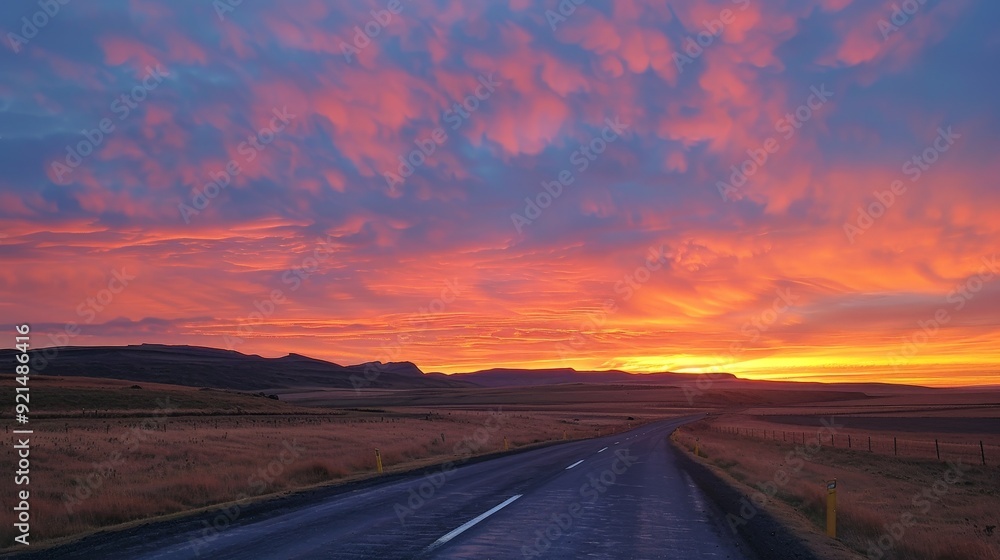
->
[15, 416, 755, 559]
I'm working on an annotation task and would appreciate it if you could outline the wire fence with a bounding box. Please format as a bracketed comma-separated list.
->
[712, 425, 997, 466]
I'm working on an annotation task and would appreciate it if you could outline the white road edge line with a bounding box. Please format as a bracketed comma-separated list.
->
[426, 494, 523, 551]
[598, 446, 608, 453]
[565, 459, 585, 469]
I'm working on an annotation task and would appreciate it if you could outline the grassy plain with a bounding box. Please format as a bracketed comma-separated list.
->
[674, 394, 1000, 560]
[8, 374, 995, 557]
[1, 376, 694, 549]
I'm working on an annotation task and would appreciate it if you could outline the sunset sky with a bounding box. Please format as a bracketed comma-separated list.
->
[2, 0, 999, 386]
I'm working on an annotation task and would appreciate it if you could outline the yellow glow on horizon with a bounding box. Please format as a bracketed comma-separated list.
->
[421, 351, 999, 388]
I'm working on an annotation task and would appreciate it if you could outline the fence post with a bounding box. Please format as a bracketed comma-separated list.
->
[848, 435, 851, 449]
[894, 437, 897, 456]
[868, 436, 872, 452]
[935, 439, 940, 461]
[826, 479, 837, 538]
[982, 441, 987, 466]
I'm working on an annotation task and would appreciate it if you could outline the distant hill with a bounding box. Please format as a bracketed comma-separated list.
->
[450, 367, 944, 394]
[1, 344, 474, 391]
[3, 344, 951, 394]
[454, 367, 737, 387]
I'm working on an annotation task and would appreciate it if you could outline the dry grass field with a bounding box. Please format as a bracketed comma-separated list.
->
[0, 376, 678, 549]
[8, 374, 995, 555]
[674, 400, 1000, 560]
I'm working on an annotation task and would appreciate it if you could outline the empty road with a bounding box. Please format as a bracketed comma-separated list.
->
[16, 416, 754, 559]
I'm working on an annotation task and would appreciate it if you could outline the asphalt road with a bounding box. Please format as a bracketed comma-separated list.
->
[19, 416, 755, 559]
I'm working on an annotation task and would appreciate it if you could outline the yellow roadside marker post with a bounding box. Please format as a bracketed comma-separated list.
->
[503, 437, 509, 451]
[826, 479, 837, 538]
[694, 438, 700, 457]
[375, 448, 383, 474]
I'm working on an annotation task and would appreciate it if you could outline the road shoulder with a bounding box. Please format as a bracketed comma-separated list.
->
[669, 435, 860, 560]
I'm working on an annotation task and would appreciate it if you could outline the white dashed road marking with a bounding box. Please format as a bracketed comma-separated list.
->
[426, 495, 523, 551]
